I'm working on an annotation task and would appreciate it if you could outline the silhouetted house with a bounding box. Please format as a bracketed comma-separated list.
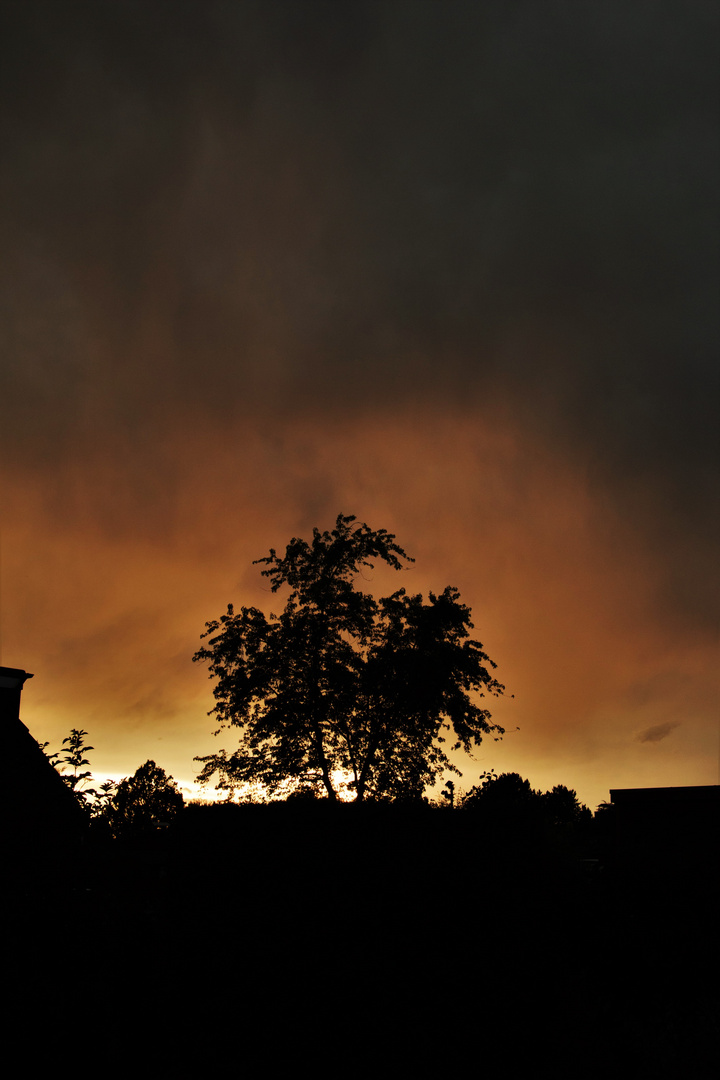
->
[0, 666, 87, 848]
[609, 785, 720, 880]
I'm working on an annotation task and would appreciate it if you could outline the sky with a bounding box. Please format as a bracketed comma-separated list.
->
[1, 0, 718, 811]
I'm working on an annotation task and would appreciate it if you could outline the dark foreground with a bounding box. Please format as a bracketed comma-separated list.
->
[4, 802, 718, 1072]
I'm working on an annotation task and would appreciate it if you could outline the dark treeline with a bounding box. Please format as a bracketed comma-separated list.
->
[6, 784, 717, 1072]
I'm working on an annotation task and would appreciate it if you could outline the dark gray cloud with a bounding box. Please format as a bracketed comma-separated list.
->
[636, 720, 682, 744]
[1, 1, 717, 618]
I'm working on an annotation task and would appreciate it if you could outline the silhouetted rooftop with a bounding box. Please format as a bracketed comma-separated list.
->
[1, 665, 87, 846]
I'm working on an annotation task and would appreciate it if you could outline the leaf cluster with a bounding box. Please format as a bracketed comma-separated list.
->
[51, 728, 112, 816]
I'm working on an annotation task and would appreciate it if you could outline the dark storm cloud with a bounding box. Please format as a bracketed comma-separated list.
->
[1, 2, 717, 606]
[636, 721, 682, 744]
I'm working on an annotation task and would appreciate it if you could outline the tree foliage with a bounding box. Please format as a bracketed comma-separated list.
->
[194, 514, 506, 802]
[542, 784, 592, 827]
[56, 729, 95, 800]
[46, 728, 116, 818]
[105, 760, 184, 838]
[462, 772, 591, 828]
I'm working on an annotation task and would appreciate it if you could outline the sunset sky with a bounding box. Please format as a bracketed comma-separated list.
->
[1, 0, 717, 811]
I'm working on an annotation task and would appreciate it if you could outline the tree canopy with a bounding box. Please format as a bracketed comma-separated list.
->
[194, 514, 506, 802]
[105, 760, 184, 837]
[461, 772, 592, 829]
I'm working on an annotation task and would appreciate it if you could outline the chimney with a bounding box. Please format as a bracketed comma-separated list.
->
[0, 666, 34, 727]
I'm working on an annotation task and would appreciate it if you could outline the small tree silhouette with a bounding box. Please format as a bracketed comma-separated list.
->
[43, 729, 116, 819]
[106, 760, 184, 838]
[542, 785, 591, 827]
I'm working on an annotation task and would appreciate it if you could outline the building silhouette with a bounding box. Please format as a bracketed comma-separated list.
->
[0, 666, 86, 848]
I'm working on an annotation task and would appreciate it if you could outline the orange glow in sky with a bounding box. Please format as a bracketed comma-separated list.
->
[1, 3, 717, 811]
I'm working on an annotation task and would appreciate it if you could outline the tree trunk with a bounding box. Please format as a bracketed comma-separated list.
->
[355, 725, 382, 803]
[308, 628, 337, 801]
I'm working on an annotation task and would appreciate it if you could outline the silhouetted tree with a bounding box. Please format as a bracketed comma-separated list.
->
[542, 784, 591, 827]
[463, 771, 537, 808]
[57, 728, 94, 797]
[462, 772, 593, 847]
[105, 760, 184, 837]
[461, 771, 548, 838]
[194, 514, 505, 802]
[43, 729, 117, 819]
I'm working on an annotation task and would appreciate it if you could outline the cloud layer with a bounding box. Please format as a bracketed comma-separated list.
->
[1, 2, 717, 806]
